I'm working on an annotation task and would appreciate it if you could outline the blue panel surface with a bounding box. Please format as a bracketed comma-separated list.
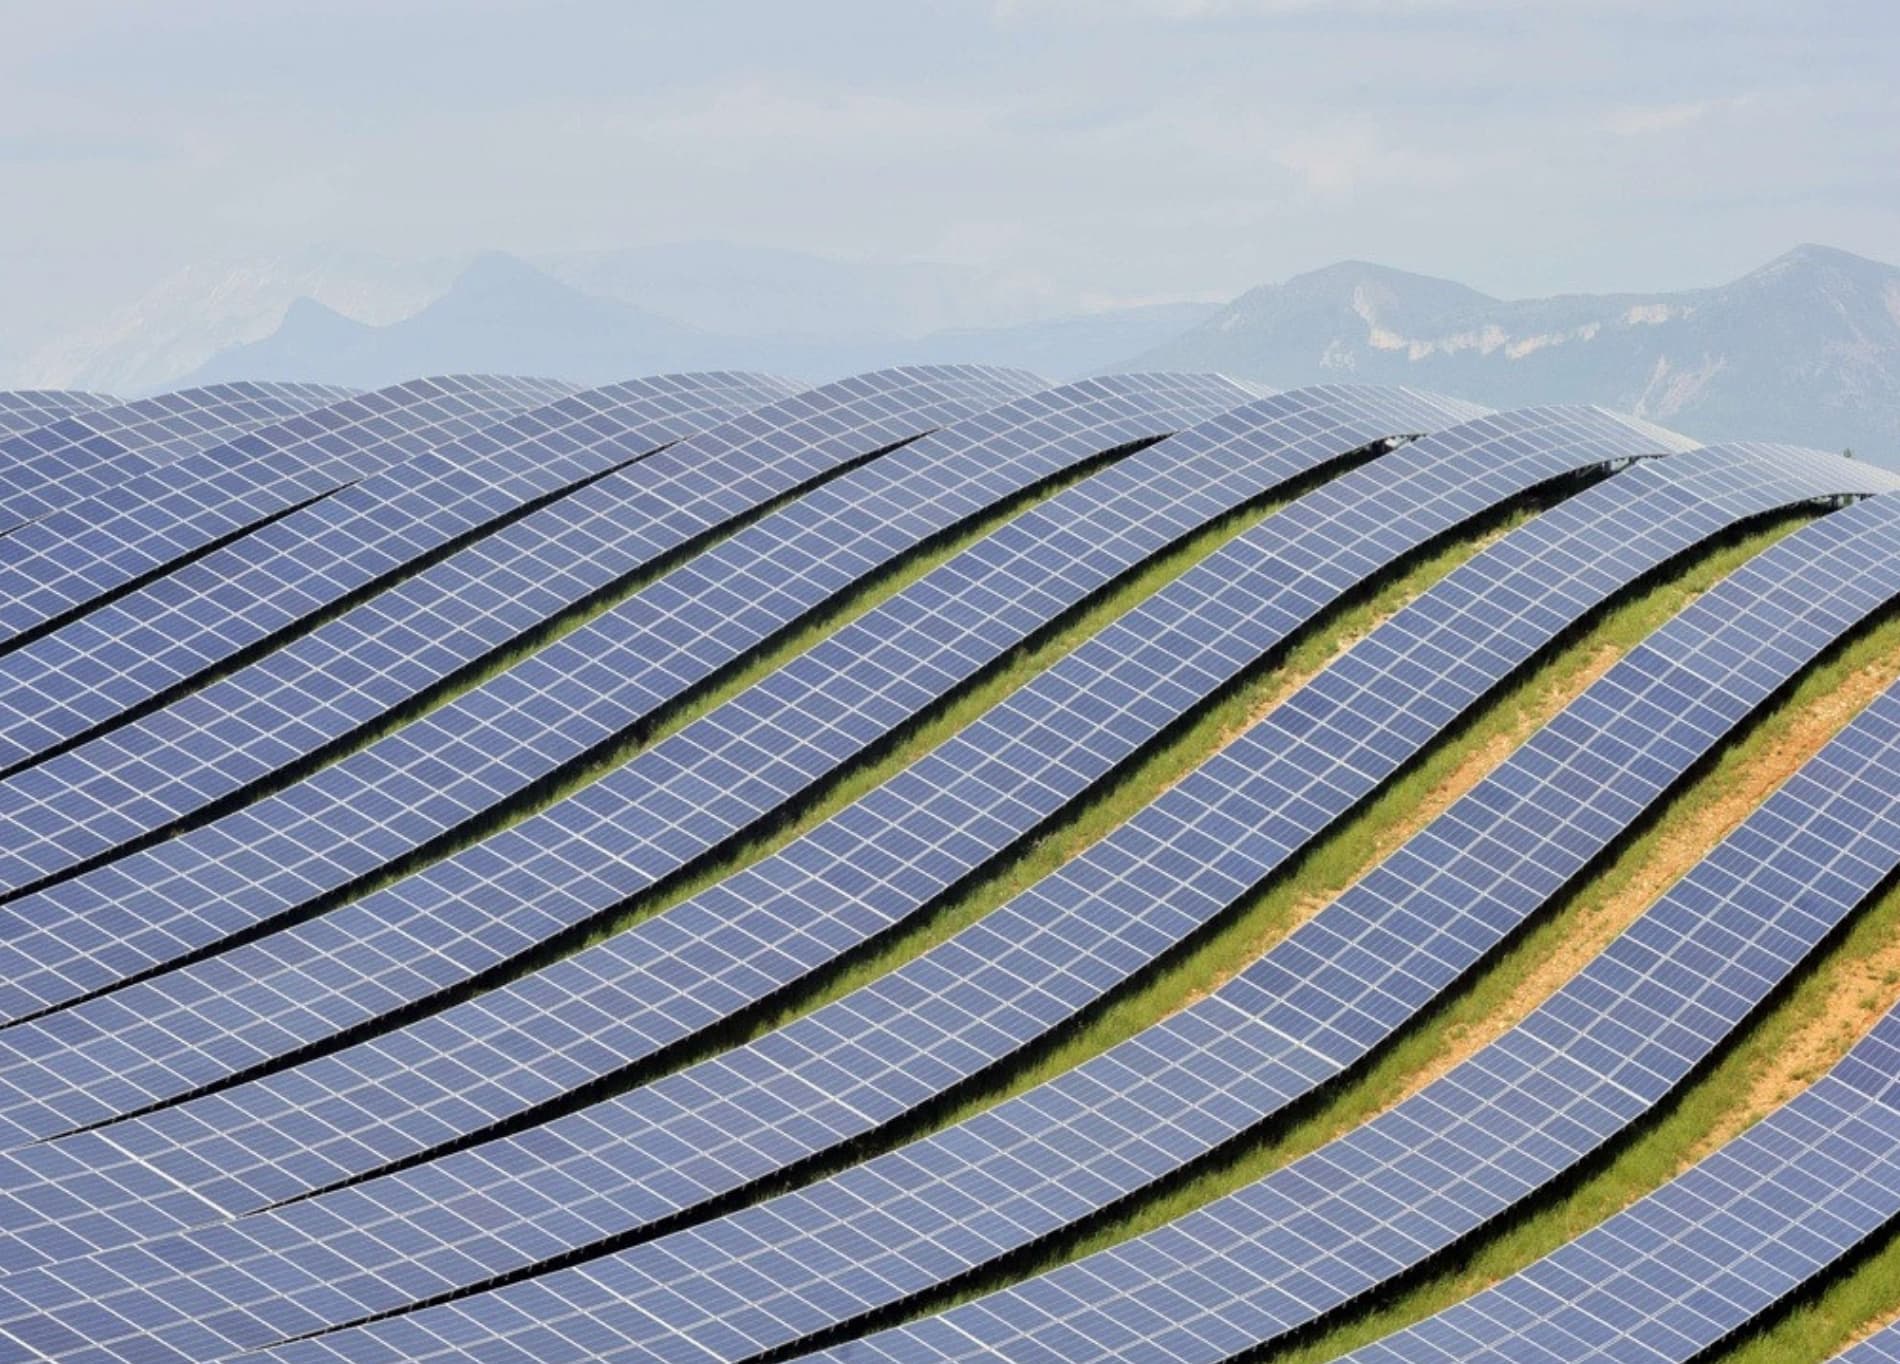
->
[0, 375, 574, 643]
[0, 372, 803, 770]
[0, 382, 355, 531]
[0, 386, 1501, 1252]
[0, 408, 1763, 1360]
[0, 374, 1260, 1126]
[0, 365, 1043, 922]
[0, 444, 1876, 1351]
[190, 490, 1900, 1364]
[0, 373, 1251, 1012]
[0, 391, 121, 438]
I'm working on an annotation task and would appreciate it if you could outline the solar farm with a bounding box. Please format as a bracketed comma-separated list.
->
[0, 368, 1896, 1364]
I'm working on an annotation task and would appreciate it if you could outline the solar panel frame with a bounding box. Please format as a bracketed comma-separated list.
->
[0, 371, 805, 772]
[190, 490, 1900, 1364]
[0, 375, 575, 644]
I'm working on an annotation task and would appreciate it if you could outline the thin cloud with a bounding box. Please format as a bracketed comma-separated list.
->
[1606, 94, 1756, 136]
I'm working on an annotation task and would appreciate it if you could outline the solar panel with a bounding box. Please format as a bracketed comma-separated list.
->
[0, 365, 1043, 913]
[1834, 1323, 1900, 1363]
[1327, 998, 1900, 1364]
[0, 371, 805, 772]
[0, 385, 1500, 1248]
[0, 444, 1874, 1350]
[0, 391, 120, 438]
[0, 372, 1253, 1015]
[819, 673, 1900, 1364]
[186, 490, 1900, 1364]
[0, 375, 575, 645]
[0, 382, 360, 533]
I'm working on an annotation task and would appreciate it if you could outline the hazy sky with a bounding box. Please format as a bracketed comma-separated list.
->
[4, 0, 1895, 332]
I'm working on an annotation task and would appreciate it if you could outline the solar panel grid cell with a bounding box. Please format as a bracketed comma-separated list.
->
[806, 672, 1900, 1364]
[0, 383, 358, 532]
[207, 490, 1900, 1364]
[0, 371, 804, 774]
[0, 374, 1260, 1137]
[0, 386, 1489, 1261]
[0, 365, 1045, 1018]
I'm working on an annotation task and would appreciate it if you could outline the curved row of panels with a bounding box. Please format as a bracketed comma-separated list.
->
[0, 371, 1892, 1363]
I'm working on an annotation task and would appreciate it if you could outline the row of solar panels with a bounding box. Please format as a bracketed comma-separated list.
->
[0, 372, 1893, 1361]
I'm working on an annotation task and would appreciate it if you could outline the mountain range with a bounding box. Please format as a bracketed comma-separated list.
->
[180, 251, 1220, 391]
[1117, 243, 1900, 463]
[17, 242, 1900, 467]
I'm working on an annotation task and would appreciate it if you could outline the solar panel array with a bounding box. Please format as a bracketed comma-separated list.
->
[0, 375, 574, 645]
[0, 444, 1880, 1359]
[201, 487, 1900, 1364]
[0, 369, 1250, 886]
[0, 419, 1803, 1260]
[0, 363, 1042, 915]
[823, 666, 1900, 1364]
[0, 371, 803, 773]
[0, 380, 1431, 1005]
[0, 381, 358, 534]
[0, 364, 1896, 1362]
[0, 391, 119, 437]
[0, 384, 1495, 1252]
[0, 373, 1258, 1126]
[0, 402, 1633, 1090]
[1329, 999, 1900, 1364]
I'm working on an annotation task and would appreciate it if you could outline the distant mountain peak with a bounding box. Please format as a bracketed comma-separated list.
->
[1115, 243, 1900, 467]
[1739, 243, 1899, 295]
[277, 295, 360, 330]
[1771, 242, 1888, 269]
[15, 250, 460, 394]
[451, 250, 561, 294]
[1278, 257, 1497, 299]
